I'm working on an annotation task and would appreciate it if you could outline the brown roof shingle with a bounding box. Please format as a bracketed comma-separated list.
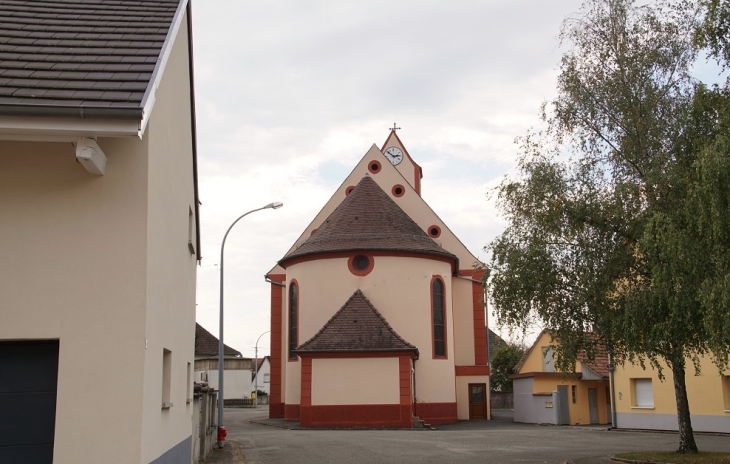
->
[0, 0, 180, 118]
[195, 323, 241, 358]
[280, 175, 457, 267]
[295, 290, 418, 356]
[487, 328, 508, 362]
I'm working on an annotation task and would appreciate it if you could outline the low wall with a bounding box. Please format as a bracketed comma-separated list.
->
[490, 391, 514, 409]
[192, 385, 217, 463]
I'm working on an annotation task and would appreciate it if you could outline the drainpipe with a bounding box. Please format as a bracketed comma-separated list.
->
[607, 355, 617, 429]
[412, 358, 417, 418]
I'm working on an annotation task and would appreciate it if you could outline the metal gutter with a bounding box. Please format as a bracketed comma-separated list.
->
[0, 104, 143, 120]
[186, 0, 202, 262]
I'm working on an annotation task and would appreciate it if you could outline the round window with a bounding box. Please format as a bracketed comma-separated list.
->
[428, 225, 442, 238]
[348, 254, 374, 276]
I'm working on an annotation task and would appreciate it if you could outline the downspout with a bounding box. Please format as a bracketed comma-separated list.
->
[412, 358, 417, 418]
[608, 354, 617, 429]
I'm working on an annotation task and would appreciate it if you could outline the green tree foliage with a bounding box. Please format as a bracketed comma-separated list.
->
[487, 0, 730, 453]
[490, 343, 526, 392]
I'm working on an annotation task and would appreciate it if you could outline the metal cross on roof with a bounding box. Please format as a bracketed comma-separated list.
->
[389, 123, 401, 132]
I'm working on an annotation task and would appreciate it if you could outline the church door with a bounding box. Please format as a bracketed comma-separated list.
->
[468, 383, 487, 420]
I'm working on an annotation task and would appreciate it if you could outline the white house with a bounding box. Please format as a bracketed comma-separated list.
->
[194, 323, 254, 401]
[0, 1, 200, 462]
[253, 356, 272, 396]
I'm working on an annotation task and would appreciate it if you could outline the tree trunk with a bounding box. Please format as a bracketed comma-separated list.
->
[671, 361, 698, 453]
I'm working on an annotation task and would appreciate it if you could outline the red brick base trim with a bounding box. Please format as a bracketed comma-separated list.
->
[301, 404, 412, 428]
[269, 403, 285, 418]
[284, 403, 300, 421]
[414, 402, 458, 425]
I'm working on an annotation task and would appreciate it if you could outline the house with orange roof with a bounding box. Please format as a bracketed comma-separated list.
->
[511, 330, 611, 426]
[265, 131, 490, 427]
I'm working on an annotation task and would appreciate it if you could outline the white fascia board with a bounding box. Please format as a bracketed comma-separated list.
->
[0, 116, 139, 142]
[138, 0, 189, 137]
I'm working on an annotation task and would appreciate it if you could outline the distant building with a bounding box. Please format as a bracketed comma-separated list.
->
[194, 323, 253, 400]
[265, 131, 490, 427]
[487, 328, 508, 363]
[252, 356, 271, 395]
[0, 1, 200, 462]
[511, 330, 611, 426]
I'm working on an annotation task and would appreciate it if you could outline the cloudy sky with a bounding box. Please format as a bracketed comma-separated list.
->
[190, 0, 590, 358]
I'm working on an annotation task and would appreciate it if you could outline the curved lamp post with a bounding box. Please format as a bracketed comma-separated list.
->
[218, 202, 283, 448]
[253, 330, 271, 408]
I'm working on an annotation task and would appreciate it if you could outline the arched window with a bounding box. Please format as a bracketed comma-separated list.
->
[288, 281, 298, 360]
[432, 277, 446, 358]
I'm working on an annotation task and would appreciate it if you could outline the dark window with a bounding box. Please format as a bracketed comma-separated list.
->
[432, 278, 446, 357]
[289, 282, 298, 360]
[353, 255, 370, 271]
[572, 385, 577, 404]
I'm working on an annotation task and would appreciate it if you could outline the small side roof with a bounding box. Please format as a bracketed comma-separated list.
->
[295, 290, 419, 356]
[195, 323, 242, 358]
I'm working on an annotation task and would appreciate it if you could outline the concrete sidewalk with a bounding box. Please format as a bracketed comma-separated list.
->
[201, 441, 246, 464]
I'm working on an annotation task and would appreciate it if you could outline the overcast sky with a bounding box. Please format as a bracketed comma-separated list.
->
[191, 0, 591, 358]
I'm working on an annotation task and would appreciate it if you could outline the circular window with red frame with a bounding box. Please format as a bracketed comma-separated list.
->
[428, 225, 441, 238]
[345, 186, 355, 196]
[348, 253, 374, 276]
[392, 184, 405, 197]
[368, 160, 382, 174]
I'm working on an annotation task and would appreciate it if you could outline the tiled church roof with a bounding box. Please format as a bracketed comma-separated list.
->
[0, 0, 180, 118]
[195, 323, 241, 358]
[280, 175, 457, 266]
[295, 290, 418, 356]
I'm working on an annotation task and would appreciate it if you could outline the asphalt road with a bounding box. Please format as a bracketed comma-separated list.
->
[216, 407, 730, 464]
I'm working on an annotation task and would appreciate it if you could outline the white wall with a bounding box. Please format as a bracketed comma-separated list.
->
[253, 359, 271, 395]
[200, 367, 254, 400]
[141, 13, 198, 463]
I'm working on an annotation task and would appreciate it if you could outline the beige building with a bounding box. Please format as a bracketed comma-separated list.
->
[265, 131, 490, 427]
[0, 1, 200, 462]
[613, 355, 730, 433]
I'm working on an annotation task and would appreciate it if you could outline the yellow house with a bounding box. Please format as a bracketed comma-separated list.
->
[613, 355, 730, 433]
[511, 330, 611, 425]
[265, 131, 490, 427]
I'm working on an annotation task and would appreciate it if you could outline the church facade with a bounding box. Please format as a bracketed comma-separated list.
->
[265, 131, 489, 427]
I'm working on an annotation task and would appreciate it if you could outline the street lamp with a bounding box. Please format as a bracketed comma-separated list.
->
[253, 330, 270, 408]
[218, 202, 283, 448]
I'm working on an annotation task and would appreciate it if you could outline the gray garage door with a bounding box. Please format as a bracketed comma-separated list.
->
[0, 340, 59, 463]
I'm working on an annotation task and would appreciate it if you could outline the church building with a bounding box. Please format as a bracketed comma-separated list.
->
[265, 130, 489, 427]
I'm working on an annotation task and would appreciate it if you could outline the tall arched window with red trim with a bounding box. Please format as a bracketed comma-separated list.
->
[432, 278, 446, 358]
[288, 281, 298, 360]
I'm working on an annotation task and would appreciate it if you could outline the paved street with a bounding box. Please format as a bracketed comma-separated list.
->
[205, 407, 730, 464]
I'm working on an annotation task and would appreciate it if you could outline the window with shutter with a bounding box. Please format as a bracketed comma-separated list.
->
[633, 378, 654, 407]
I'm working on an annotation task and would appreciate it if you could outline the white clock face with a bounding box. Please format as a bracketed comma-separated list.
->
[384, 147, 403, 165]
